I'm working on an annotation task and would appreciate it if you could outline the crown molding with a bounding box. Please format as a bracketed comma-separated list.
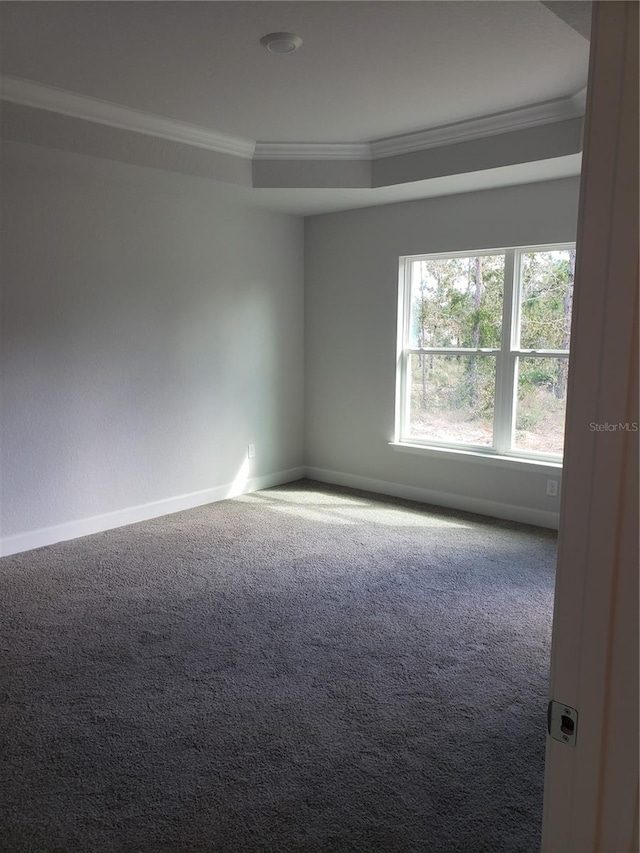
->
[1, 74, 586, 168]
[0, 74, 256, 159]
[370, 90, 586, 159]
[253, 142, 371, 161]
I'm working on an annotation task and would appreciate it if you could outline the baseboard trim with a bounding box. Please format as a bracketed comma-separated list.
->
[0, 467, 306, 558]
[0, 463, 558, 557]
[305, 466, 560, 530]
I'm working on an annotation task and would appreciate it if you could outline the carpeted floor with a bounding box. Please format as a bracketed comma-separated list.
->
[0, 480, 557, 852]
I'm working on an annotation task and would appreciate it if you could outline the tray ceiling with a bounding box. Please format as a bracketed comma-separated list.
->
[0, 1, 590, 210]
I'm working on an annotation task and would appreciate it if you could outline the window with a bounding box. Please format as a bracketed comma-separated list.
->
[395, 244, 575, 461]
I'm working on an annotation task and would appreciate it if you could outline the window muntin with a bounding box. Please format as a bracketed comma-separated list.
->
[396, 245, 575, 460]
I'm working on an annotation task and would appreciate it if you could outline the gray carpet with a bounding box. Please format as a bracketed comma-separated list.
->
[0, 480, 557, 852]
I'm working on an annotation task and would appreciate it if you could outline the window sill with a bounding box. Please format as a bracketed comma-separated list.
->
[388, 441, 563, 475]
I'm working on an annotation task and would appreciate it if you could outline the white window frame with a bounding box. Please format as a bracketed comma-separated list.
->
[393, 243, 575, 464]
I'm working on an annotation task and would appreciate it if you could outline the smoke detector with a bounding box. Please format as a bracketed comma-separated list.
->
[260, 32, 303, 54]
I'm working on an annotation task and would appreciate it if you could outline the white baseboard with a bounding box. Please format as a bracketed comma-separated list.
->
[305, 466, 560, 530]
[0, 462, 558, 558]
[0, 467, 306, 558]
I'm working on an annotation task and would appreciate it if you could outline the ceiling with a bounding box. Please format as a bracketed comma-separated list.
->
[0, 1, 591, 215]
[0, 1, 589, 143]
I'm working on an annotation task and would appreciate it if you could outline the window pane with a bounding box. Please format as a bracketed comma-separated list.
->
[514, 357, 568, 455]
[408, 255, 504, 348]
[407, 354, 495, 446]
[519, 250, 575, 350]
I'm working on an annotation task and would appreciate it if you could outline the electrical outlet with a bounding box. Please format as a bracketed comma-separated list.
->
[546, 478, 559, 497]
[247, 444, 256, 459]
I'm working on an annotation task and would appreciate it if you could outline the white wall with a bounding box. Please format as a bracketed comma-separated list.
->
[0, 146, 581, 554]
[0, 142, 304, 551]
[304, 178, 580, 526]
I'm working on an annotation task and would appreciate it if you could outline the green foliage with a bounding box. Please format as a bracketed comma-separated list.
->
[410, 354, 494, 419]
[518, 359, 556, 392]
[410, 255, 504, 349]
[520, 251, 574, 349]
